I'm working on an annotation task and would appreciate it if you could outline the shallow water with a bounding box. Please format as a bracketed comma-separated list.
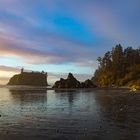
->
[0, 87, 140, 140]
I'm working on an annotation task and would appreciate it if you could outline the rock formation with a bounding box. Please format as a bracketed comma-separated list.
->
[8, 69, 48, 86]
[81, 79, 97, 88]
[53, 73, 81, 88]
[53, 73, 97, 88]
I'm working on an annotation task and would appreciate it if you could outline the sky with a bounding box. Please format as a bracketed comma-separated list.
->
[0, 0, 140, 85]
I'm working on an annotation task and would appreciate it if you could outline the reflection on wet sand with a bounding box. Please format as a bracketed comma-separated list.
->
[0, 88, 139, 140]
[10, 89, 48, 103]
[94, 90, 140, 139]
[54, 90, 79, 104]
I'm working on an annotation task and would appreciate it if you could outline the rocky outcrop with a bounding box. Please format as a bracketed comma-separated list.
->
[8, 71, 48, 86]
[81, 79, 97, 88]
[53, 73, 81, 88]
[53, 73, 97, 89]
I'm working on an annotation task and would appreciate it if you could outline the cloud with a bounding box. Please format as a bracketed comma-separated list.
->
[47, 0, 140, 45]
[0, 65, 20, 73]
[64, 1, 133, 41]
[0, 25, 97, 66]
[76, 60, 98, 68]
[0, 0, 140, 45]
[0, 33, 70, 64]
[0, 0, 140, 85]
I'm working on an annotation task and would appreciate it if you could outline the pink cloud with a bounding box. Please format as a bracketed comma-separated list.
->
[0, 26, 97, 66]
[0, 65, 20, 72]
[0, 35, 68, 64]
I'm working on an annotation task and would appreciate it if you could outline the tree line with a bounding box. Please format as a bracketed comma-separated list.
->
[92, 44, 140, 87]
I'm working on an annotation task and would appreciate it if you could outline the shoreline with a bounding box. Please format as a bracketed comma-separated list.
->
[0, 85, 139, 91]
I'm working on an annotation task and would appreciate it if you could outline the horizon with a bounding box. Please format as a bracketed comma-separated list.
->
[0, 0, 140, 85]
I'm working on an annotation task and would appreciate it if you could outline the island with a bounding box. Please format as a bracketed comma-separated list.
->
[7, 68, 48, 86]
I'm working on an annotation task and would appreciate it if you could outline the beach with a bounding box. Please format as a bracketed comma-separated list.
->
[0, 86, 139, 140]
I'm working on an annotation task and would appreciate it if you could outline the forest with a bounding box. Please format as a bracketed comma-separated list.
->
[92, 44, 140, 87]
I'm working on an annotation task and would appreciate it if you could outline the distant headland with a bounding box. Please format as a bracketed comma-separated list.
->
[7, 68, 48, 86]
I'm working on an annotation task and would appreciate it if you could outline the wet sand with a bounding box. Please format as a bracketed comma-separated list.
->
[0, 87, 140, 140]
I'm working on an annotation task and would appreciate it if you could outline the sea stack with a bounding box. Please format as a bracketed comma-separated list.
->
[7, 68, 48, 86]
[53, 73, 97, 89]
[53, 73, 81, 88]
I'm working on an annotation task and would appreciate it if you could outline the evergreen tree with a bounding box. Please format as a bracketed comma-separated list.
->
[93, 44, 140, 87]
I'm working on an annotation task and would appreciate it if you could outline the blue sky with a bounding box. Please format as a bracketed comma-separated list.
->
[0, 0, 140, 84]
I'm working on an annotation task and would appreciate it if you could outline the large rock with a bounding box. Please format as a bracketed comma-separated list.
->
[53, 73, 81, 88]
[81, 79, 97, 88]
[53, 73, 97, 89]
[8, 72, 48, 86]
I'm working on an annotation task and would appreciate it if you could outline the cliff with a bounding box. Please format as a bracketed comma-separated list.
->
[7, 71, 48, 86]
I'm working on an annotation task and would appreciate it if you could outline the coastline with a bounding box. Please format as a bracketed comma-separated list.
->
[0, 85, 140, 92]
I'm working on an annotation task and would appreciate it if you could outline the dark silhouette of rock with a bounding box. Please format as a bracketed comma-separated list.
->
[53, 73, 81, 88]
[81, 79, 97, 88]
[54, 78, 66, 88]
[53, 73, 97, 89]
[8, 69, 48, 86]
